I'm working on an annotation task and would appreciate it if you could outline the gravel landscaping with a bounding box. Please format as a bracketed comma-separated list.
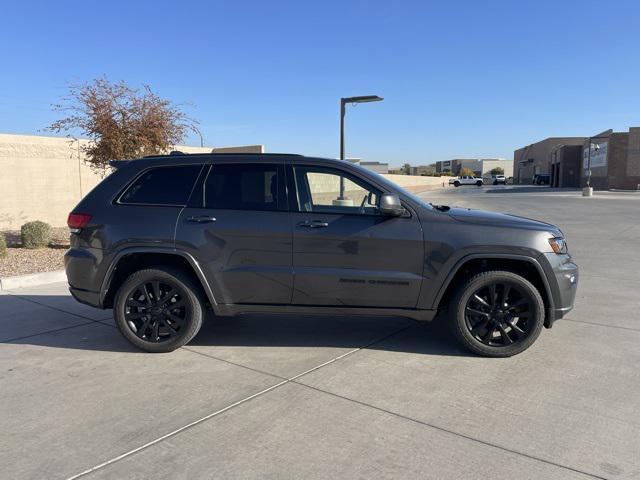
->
[0, 227, 69, 277]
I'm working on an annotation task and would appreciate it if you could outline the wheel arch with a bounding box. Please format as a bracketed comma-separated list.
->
[100, 248, 217, 310]
[433, 254, 555, 327]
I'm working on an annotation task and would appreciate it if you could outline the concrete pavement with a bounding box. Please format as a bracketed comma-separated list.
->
[1, 186, 639, 479]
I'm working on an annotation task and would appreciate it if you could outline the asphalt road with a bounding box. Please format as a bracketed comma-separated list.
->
[1, 186, 639, 479]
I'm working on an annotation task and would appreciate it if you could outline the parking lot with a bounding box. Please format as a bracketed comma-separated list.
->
[1, 186, 639, 480]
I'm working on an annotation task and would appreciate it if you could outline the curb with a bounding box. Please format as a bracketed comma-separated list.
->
[0, 270, 67, 291]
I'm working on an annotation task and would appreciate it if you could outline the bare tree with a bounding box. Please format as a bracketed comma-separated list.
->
[48, 77, 200, 176]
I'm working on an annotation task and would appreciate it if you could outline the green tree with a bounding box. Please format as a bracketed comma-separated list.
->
[402, 163, 412, 175]
[491, 167, 505, 175]
[48, 77, 200, 176]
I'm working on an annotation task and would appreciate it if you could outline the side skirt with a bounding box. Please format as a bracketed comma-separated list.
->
[214, 304, 437, 322]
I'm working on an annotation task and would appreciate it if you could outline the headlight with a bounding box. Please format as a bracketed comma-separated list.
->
[548, 237, 568, 254]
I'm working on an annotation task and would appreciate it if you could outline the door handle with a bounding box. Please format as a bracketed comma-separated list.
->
[187, 215, 217, 224]
[297, 220, 329, 228]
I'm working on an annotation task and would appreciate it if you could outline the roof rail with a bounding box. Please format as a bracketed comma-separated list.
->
[142, 152, 304, 158]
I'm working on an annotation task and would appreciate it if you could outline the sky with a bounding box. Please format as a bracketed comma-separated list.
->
[1, 0, 639, 167]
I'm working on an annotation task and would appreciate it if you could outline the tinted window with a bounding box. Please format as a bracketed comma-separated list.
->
[293, 165, 381, 215]
[119, 165, 201, 206]
[204, 164, 284, 211]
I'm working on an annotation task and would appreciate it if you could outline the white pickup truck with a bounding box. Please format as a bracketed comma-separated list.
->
[449, 175, 483, 187]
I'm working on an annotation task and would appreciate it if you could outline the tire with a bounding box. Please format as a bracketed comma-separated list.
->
[454, 181, 460, 187]
[114, 267, 204, 353]
[476, 181, 483, 187]
[449, 270, 544, 357]
[493, 180, 498, 185]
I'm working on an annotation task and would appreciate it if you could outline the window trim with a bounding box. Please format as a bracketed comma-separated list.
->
[291, 164, 384, 217]
[115, 164, 204, 208]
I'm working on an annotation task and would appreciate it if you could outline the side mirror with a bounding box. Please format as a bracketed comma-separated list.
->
[379, 193, 403, 217]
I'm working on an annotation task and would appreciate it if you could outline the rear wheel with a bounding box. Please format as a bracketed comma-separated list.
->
[114, 268, 204, 352]
[449, 270, 544, 357]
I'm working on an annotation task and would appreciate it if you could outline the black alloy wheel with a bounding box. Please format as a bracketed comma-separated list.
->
[114, 268, 204, 353]
[449, 270, 544, 357]
[464, 282, 533, 347]
[124, 280, 188, 342]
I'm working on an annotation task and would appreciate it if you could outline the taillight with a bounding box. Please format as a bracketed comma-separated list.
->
[67, 213, 92, 233]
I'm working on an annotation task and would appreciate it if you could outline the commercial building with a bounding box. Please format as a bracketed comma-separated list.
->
[435, 158, 512, 177]
[346, 158, 389, 174]
[514, 128, 640, 189]
[409, 164, 436, 176]
[579, 128, 640, 190]
[513, 137, 586, 184]
[549, 145, 582, 187]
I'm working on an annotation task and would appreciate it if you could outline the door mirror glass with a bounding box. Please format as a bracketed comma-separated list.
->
[379, 194, 403, 216]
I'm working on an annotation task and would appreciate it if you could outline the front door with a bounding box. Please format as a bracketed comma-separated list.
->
[176, 161, 292, 305]
[289, 164, 424, 308]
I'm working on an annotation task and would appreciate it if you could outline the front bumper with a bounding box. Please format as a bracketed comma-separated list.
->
[541, 252, 579, 325]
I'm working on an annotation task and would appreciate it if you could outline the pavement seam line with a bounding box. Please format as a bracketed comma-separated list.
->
[293, 381, 607, 480]
[563, 318, 640, 332]
[183, 347, 287, 381]
[5, 292, 111, 325]
[3, 320, 100, 344]
[65, 324, 413, 479]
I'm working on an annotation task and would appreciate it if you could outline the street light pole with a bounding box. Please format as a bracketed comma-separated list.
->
[340, 100, 346, 161]
[338, 95, 383, 199]
[586, 136, 592, 189]
[583, 135, 604, 197]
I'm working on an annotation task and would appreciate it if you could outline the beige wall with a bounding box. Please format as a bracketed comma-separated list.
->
[481, 160, 513, 178]
[0, 133, 263, 229]
[380, 174, 451, 193]
[212, 145, 264, 154]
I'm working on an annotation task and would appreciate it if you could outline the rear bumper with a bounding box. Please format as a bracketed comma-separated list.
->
[69, 286, 102, 308]
[65, 247, 105, 309]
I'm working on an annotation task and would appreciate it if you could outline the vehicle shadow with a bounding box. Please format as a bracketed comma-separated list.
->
[1, 294, 471, 357]
[191, 312, 472, 357]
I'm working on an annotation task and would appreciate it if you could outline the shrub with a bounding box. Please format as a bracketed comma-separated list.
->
[21, 221, 52, 249]
[0, 232, 6, 258]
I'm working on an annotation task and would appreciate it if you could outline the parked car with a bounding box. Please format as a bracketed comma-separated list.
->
[483, 174, 506, 185]
[65, 153, 578, 357]
[533, 174, 551, 185]
[449, 175, 483, 187]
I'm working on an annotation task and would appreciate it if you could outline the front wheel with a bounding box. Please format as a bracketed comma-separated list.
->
[454, 181, 460, 187]
[449, 270, 544, 357]
[476, 181, 483, 187]
[114, 267, 204, 353]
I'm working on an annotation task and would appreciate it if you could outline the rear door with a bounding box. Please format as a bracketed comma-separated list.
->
[176, 160, 292, 305]
[289, 162, 424, 308]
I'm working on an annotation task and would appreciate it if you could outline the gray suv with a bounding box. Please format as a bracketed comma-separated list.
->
[65, 153, 578, 357]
